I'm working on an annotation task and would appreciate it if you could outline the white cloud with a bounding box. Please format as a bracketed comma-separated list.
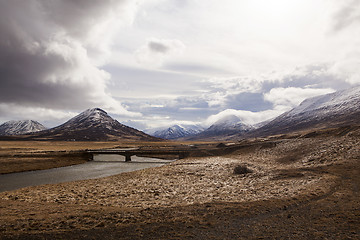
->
[264, 87, 335, 108]
[135, 38, 185, 67]
[331, 0, 360, 32]
[2, 0, 360, 128]
[328, 52, 360, 85]
[0, 104, 77, 127]
[205, 108, 286, 126]
[205, 76, 264, 94]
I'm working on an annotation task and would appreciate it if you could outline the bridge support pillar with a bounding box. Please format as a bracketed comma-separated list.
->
[125, 155, 131, 162]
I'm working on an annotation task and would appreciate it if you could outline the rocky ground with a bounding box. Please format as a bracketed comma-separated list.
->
[0, 131, 359, 239]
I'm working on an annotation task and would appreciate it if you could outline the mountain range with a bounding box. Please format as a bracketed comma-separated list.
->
[1, 87, 360, 141]
[0, 108, 158, 141]
[146, 124, 205, 140]
[185, 115, 253, 140]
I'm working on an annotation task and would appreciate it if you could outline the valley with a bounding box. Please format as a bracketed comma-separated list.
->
[1, 88, 360, 239]
[0, 126, 359, 239]
[2, 1, 360, 239]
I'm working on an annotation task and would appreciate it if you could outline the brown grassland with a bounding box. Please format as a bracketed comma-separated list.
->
[0, 141, 210, 174]
[0, 128, 359, 239]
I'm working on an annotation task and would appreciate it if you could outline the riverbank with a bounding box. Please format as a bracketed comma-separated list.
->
[0, 157, 173, 192]
[0, 141, 186, 174]
[1, 133, 359, 239]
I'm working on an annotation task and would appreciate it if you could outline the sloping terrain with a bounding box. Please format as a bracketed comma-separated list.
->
[1, 127, 359, 239]
[0, 120, 47, 136]
[2, 108, 159, 141]
[248, 86, 360, 137]
[187, 115, 253, 141]
[148, 124, 204, 140]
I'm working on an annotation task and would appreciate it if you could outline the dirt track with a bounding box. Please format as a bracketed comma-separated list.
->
[0, 133, 359, 239]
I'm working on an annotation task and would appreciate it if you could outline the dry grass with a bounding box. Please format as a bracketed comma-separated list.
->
[0, 134, 359, 239]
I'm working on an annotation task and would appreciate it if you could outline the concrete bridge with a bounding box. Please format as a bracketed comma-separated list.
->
[87, 148, 192, 162]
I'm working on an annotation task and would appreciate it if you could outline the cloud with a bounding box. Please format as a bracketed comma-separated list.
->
[0, 103, 77, 127]
[332, 0, 360, 32]
[328, 52, 360, 85]
[0, 0, 140, 117]
[205, 108, 286, 127]
[264, 87, 335, 108]
[135, 38, 185, 67]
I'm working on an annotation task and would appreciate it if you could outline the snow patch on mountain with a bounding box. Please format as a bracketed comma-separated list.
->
[0, 120, 47, 135]
[251, 86, 360, 137]
[24, 108, 157, 141]
[206, 114, 253, 133]
[286, 86, 360, 117]
[147, 124, 205, 139]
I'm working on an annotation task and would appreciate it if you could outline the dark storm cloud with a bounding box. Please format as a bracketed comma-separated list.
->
[0, 0, 137, 115]
[0, 37, 93, 109]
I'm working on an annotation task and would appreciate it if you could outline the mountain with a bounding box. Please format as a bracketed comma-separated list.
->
[147, 124, 205, 140]
[187, 115, 253, 140]
[13, 108, 159, 141]
[0, 120, 47, 136]
[250, 86, 360, 137]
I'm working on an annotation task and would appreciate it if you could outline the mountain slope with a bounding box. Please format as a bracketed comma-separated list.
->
[250, 86, 360, 137]
[148, 124, 205, 140]
[19, 108, 159, 141]
[0, 120, 47, 136]
[187, 115, 253, 140]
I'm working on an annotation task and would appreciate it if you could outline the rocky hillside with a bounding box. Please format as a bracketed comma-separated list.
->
[249, 86, 360, 137]
[0, 120, 47, 136]
[8, 108, 160, 141]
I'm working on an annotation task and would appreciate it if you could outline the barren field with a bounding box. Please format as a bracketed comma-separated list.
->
[0, 131, 359, 239]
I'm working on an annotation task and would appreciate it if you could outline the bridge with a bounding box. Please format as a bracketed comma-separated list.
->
[87, 148, 192, 162]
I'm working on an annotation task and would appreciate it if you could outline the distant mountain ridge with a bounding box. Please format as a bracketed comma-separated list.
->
[187, 115, 253, 140]
[248, 86, 360, 137]
[2, 108, 159, 141]
[2, 87, 359, 141]
[148, 124, 205, 139]
[0, 120, 47, 136]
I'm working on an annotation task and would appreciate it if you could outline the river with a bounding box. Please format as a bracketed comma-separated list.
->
[0, 156, 174, 192]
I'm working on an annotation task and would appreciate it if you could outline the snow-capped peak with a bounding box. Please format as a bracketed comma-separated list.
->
[0, 120, 47, 136]
[208, 114, 252, 132]
[252, 86, 360, 137]
[148, 124, 205, 139]
[61, 108, 115, 129]
[283, 86, 360, 118]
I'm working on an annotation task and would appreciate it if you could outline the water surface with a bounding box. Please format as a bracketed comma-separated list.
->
[0, 156, 173, 192]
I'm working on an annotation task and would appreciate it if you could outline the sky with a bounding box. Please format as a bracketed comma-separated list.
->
[0, 0, 360, 130]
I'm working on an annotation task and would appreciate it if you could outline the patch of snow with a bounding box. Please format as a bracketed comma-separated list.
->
[0, 120, 47, 135]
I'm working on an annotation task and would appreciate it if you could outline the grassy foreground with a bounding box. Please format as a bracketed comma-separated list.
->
[0, 131, 359, 239]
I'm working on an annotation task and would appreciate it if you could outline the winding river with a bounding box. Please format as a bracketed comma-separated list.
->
[0, 156, 174, 192]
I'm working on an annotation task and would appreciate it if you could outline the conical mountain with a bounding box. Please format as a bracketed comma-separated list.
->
[22, 108, 159, 141]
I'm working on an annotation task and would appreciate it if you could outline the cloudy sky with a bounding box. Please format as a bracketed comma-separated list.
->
[0, 0, 359, 130]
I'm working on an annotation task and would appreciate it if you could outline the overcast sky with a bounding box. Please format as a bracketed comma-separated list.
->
[0, 0, 359, 129]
